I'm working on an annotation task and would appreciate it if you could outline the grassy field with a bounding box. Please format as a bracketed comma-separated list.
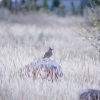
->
[0, 12, 100, 100]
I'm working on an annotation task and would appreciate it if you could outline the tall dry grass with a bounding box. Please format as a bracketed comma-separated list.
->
[0, 13, 100, 100]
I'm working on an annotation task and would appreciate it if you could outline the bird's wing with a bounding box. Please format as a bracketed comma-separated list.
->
[43, 52, 49, 58]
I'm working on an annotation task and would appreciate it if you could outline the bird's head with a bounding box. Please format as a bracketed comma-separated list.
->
[49, 47, 54, 51]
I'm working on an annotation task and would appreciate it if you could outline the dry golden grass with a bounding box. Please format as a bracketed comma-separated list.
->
[0, 13, 100, 100]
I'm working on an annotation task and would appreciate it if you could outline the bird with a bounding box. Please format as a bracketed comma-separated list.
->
[43, 47, 53, 59]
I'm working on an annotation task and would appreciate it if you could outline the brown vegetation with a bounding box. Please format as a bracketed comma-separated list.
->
[19, 59, 63, 82]
[78, 89, 100, 100]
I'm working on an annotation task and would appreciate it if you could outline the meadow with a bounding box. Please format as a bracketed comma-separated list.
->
[0, 12, 100, 100]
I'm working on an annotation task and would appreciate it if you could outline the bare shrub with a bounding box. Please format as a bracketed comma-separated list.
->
[77, 3, 100, 53]
[19, 59, 63, 82]
[78, 89, 100, 100]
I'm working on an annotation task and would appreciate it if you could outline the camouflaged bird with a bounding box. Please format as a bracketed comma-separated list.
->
[43, 47, 53, 59]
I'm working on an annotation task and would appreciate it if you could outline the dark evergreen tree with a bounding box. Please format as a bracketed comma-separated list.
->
[2, 0, 7, 7]
[92, 0, 100, 6]
[22, 0, 25, 4]
[52, 0, 60, 8]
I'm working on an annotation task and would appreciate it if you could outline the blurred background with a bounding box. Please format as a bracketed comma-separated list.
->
[0, 1, 100, 99]
[0, 0, 92, 15]
[0, 0, 100, 54]
[0, 0, 100, 15]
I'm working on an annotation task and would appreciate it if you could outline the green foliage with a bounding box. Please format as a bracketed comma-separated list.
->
[38, 0, 48, 12]
[42, 0, 48, 9]
[28, 3, 35, 10]
[33, 0, 38, 10]
[27, 0, 36, 10]
[59, 2, 65, 9]
[71, 1, 76, 15]
[70, 1, 80, 15]
[59, 2, 66, 16]
[85, 3, 92, 7]
[86, 0, 100, 7]
[20, 1, 38, 12]
[92, 0, 100, 6]
[2, 0, 7, 7]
